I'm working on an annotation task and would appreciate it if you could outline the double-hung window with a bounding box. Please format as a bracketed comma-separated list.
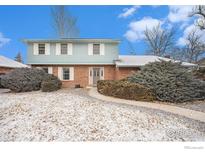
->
[93, 44, 100, 55]
[38, 44, 45, 55]
[61, 44, 68, 55]
[42, 67, 48, 73]
[62, 67, 70, 80]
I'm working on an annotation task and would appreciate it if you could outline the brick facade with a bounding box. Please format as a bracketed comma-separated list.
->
[0, 67, 13, 75]
[115, 67, 139, 80]
[32, 65, 139, 88]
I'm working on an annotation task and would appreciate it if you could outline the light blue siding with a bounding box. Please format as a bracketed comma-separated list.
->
[27, 42, 119, 64]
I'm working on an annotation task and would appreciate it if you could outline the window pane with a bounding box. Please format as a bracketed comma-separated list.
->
[63, 67, 70, 80]
[101, 69, 103, 76]
[93, 44, 100, 55]
[38, 44, 45, 54]
[61, 44, 67, 54]
[42, 67, 48, 73]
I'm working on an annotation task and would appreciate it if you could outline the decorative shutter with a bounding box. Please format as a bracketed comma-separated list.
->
[58, 67, 62, 80]
[88, 43, 93, 55]
[56, 43, 61, 55]
[69, 67, 74, 80]
[100, 44, 105, 55]
[33, 43, 38, 55]
[67, 43, 73, 55]
[45, 43, 50, 55]
[48, 67, 53, 74]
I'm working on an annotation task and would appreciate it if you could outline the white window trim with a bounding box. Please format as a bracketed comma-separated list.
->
[45, 43, 50, 55]
[100, 67, 104, 80]
[56, 43, 73, 55]
[100, 43, 105, 55]
[88, 43, 93, 55]
[58, 67, 74, 81]
[56, 43, 61, 55]
[89, 67, 104, 85]
[48, 67, 53, 74]
[67, 43, 73, 55]
[88, 43, 105, 56]
[33, 43, 50, 55]
[33, 43, 38, 55]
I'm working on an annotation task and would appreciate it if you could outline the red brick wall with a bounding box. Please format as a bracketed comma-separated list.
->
[0, 67, 13, 75]
[115, 67, 139, 80]
[32, 65, 139, 87]
[32, 65, 116, 88]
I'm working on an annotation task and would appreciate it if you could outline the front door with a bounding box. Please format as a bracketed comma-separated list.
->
[92, 67, 101, 85]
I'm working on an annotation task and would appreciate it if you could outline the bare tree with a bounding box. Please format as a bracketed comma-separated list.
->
[127, 41, 137, 55]
[14, 52, 23, 63]
[190, 5, 205, 30]
[170, 47, 186, 61]
[144, 24, 175, 56]
[51, 6, 79, 38]
[183, 29, 205, 63]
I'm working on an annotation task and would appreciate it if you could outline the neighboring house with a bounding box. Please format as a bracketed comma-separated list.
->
[197, 58, 205, 68]
[116, 55, 197, 67]
[24, 38, 196, 87]
[0, 55, 28, 75]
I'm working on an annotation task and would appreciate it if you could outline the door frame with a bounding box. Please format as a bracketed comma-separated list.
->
[89, 67, 104, 86]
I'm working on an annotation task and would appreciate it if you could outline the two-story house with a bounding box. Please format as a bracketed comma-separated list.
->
[24, 38, 138, 87]
[24, 38, 196, 88]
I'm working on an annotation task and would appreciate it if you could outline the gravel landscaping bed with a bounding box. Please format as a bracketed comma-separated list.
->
[0, 88, 204, 141]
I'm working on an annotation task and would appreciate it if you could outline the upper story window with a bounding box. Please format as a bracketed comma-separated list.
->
[62, 67, 70, 80]
[61, 44, 68, 55]
[88, 43, 104, 56]
[93, 44, 100, 55]
[38, 44, 45, 55]
[56, 43, 72, 55]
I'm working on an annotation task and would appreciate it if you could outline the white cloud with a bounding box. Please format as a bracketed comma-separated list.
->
[177, 24, 205, 46]
[124, 17, 162, 42]
[118, 5, 140, 18]
[168, 5, 193, 23]
[0, 32, 10, 47]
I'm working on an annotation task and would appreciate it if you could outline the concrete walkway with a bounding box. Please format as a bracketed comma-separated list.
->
[88, 88, 205, 123]
[0, 89, 10, 94]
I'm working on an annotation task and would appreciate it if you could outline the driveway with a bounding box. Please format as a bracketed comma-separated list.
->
[0, 88, 204, 141]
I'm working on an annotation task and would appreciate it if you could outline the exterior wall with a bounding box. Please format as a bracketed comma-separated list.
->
[32, 65, 116, 88]
[198, 58, 205, 67]
[0, 67, 13, 75]
[115, 67, 140, 80]
[27, 42, 119, 65]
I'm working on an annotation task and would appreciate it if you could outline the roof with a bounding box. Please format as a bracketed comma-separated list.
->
[23, 38, 120, 43]
[197, 58, 205, 66]
[0, 55, 29, 68]
[116, 55, 197, 67]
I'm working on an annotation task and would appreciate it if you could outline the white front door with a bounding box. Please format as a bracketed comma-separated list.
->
[89, 67, 104, 86]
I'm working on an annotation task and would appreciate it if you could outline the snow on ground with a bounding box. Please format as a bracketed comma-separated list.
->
[0, 89, 204, 141]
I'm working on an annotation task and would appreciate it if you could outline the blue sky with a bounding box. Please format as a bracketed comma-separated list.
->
[0, 5, 202, 62]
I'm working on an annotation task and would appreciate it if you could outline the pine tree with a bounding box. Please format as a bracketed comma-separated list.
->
[15, 52, 23, 63]
[128, 60, 205, 103]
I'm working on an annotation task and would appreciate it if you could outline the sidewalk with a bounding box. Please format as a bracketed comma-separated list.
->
[88, 88, 205, 123]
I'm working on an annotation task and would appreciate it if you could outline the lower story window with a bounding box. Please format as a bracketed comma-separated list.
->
[42, 67, 48, 73]
[63, 67, 70, 80]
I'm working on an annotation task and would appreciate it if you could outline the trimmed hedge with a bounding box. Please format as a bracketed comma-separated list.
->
[41, 74, 62, 92]
[97, 80, 155, 101]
